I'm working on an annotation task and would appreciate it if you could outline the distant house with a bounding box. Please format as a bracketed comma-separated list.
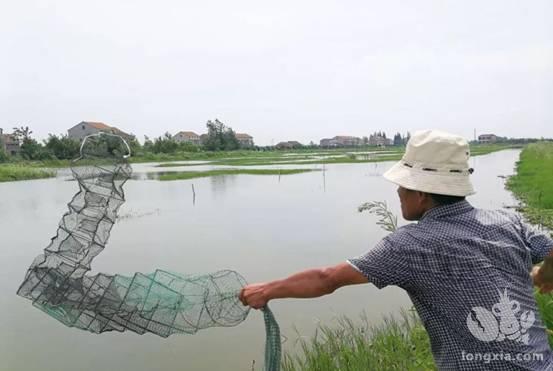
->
[173, 131, 200, 145]
[235, 133, 254, 147]
[68, 121, 133, 141]
[368, 133, 393, 147]
[276, 141, 303, 149]
[320, 136, 361, 148]
[478, 134, 498, 144]
[0, 128, 21, 156]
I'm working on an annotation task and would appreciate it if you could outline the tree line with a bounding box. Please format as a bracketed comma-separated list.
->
[0, 120, 251, 162]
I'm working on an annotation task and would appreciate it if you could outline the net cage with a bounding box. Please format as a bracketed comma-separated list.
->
[17, 133, 280, 370]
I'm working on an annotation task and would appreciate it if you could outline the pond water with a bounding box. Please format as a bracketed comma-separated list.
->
[0, 149, 520, 371]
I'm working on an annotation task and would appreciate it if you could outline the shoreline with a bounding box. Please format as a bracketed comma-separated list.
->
[0, 143, 519, 183]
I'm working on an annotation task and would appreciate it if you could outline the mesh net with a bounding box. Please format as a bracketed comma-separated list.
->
[17, 133, 280, 371]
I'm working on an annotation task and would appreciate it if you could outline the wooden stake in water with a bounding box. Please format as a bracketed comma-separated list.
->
[191, 183, 196, 205]
[322, 163, 326, 192]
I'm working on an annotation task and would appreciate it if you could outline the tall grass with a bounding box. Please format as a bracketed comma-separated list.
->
[507, 142, 553, 229]
[0, 164, 55, 182]
[507, 141, 553, 346]
[282, 311, 435, 371]
[507, 142, 553, 209]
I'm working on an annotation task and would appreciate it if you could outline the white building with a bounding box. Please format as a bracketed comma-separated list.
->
[478, 134, 498, 144]
[320, 136, 362, 147]
[368, 133, 393, 147]
[0, 128, 21, 156]
[236, 133, 254, 147]
[68, 121, 132, 141]
[173, 131, 201, 145]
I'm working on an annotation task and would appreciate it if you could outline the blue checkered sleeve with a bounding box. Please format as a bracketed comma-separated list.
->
[517, 216, 553, 264]
[347, 232, 411, 289]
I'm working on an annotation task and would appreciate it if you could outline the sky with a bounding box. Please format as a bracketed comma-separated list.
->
[1, 0, 552, 145]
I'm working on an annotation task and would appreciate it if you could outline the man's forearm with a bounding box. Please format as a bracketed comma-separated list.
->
[240, 262, 367, 309]
[264, 268, 337, 301]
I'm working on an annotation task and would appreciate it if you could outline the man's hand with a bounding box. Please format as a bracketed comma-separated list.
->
[531, 263, 553, 294]
[239, 282, 270, 309]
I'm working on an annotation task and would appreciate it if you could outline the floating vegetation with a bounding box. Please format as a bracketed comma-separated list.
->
[158, 168, 318, 181]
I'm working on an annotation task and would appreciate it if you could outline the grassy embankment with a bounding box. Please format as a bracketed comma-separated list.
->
[507, 142, 553, 346]
[0, 164, 54, 182]
[507, 142, 553, 230]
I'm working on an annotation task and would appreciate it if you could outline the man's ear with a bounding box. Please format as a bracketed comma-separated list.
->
[417, 191, 432, 206]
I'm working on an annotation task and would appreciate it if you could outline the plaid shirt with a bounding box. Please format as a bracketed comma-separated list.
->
[348, 200, 553, 370]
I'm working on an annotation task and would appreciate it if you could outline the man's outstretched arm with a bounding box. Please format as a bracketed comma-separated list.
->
[239, 262, 368, 309]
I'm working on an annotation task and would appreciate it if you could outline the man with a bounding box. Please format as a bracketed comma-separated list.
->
[240, 130, 553, 370]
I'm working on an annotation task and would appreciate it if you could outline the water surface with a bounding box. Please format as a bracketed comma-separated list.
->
[0, 149, 520, 371]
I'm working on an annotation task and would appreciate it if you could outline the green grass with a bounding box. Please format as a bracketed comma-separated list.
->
[506, 141, 553, 346]
[0, 164, 55, 182]
[158, 168, 318, 181]
[470, 143, 523, 156]
[282, 311, 435, 371]
[534, 289, 553, 347]
[507, 142, 553, 229]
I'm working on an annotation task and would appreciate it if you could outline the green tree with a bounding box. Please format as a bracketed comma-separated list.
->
[222, 127, 239, 150]
[126, 135, 142, 156]
[0, 135, 5, 162]
[12, 126, 50, 160]
[12, 126, 33, 143]
[0, 143, 7, 162]
[143, 135, 154, 152]
[44, 134, 81, 160]
[403, 132, 411, 145]
[20, 138, 51, 160]
[151, 133, 179, 153]
[178, 142, 199, 152]
[393, 132, 403, 146]
[203, 119, 239, 151]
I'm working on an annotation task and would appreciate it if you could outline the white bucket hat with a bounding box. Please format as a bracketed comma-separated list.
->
[383, 130, 475, 196]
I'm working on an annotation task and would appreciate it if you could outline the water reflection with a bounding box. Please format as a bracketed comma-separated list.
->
[210, 173, 238, 196]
